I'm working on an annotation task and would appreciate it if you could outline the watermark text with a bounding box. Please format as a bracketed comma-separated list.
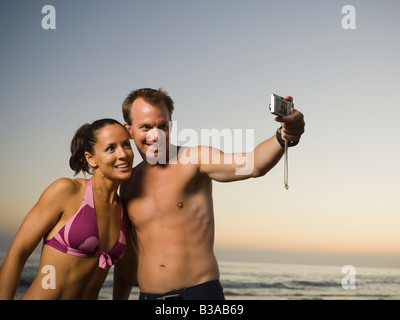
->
[145, 121, 255, 175]
[341, 265, 356, 289]
[342, 5, 356, 30]
[41, 265, 56, 289]
[41, 5, 56, 30]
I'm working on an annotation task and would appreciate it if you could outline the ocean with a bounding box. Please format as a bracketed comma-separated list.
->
[1, 251, 399, 300]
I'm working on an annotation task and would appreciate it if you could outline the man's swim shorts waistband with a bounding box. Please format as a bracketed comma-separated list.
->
[139, 280, 225, 300]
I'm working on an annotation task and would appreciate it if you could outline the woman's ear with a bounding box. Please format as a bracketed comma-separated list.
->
[85, 151, 97, 169]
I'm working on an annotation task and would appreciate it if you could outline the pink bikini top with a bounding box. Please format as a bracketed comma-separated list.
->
[44, 179, 126, 269]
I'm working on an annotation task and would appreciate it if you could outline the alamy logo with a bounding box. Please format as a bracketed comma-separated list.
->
[341, 265, 356, 289]
[144, 121, 255, 175]
[342, 5, 356, 30]
[41, 265, 56, 289]
[41, 5, 56, 30]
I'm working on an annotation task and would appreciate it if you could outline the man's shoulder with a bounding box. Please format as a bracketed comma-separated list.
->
[120, 163, 143, 198]
[175, 145, 204, 165]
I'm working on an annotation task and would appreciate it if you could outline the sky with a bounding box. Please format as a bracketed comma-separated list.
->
[1, 0, 399, 269]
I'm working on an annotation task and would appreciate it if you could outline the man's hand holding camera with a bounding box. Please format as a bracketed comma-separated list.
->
[274, 96, 305, 144]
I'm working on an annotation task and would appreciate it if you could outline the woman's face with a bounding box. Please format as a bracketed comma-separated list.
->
[86, 124, 134, 181]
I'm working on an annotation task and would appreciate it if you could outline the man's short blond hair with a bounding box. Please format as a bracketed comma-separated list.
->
[122, 87, 175, 125]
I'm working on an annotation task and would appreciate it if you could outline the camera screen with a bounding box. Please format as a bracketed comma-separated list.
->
[276, 98, 288, 115]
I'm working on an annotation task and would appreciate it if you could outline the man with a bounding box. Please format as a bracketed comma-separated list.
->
[113, 88, 305, 300]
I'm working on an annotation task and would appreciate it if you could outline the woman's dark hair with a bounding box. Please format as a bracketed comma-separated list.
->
[69, 118, 124, 176]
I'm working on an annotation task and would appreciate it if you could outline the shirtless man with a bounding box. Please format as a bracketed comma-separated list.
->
[113, 88, 305, 300]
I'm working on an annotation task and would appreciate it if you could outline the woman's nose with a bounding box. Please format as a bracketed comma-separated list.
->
[117, 146, 128, 158]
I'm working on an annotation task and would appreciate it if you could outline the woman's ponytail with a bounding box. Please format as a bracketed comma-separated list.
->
[69, 118, 123, 176]
[69, 123, 91, 175]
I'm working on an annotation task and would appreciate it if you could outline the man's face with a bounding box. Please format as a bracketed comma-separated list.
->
[124, 97, 170, 163]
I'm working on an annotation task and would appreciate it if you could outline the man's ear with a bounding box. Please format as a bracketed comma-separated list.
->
[85, 151, 97, 168]
[124, 122, 134, 139]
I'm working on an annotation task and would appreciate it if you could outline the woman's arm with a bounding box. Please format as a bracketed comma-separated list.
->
[0, 178, 77, 299]
[113, 224, 138, 299]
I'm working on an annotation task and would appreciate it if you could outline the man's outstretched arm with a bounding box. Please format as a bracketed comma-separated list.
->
[198, 96, 305, 182]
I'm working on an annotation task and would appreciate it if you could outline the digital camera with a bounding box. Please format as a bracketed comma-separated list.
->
[269, 94, 292, 117]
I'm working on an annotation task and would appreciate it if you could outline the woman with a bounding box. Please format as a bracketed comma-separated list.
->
[0, 118, 134, 299]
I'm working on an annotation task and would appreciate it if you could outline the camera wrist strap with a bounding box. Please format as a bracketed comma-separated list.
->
[284, 139, 289, 190]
